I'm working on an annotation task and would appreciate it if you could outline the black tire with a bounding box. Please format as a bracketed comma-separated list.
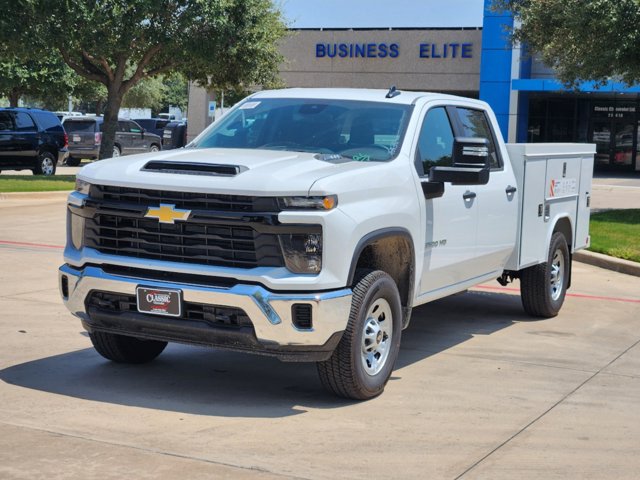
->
[112, 145, 121, 158]
[89, 331, 167, 364]
[520, 232, 570, 318]
[149, 143, 160, 153]
[317, 270, 402, 400]
[66, 157, 81, 167]
[33, 151, 57, 176]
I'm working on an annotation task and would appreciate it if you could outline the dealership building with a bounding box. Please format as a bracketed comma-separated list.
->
[188, 0, 640, 173]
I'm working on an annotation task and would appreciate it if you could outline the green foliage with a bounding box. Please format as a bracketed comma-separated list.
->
[122, 76, 166, 110]
[589, 209, 640, 262]
[0, 50, 75, 107]
[494, 0, 640, 86]
[162, 73, 189, 111]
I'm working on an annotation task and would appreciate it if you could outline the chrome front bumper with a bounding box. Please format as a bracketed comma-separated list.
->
[59, 264, 352, 360]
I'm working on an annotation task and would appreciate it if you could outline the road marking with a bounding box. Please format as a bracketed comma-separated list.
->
[0, 240, 64, 249]
[475, 284, 640, 304]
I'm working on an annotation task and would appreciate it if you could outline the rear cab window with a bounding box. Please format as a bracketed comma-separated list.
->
[0, 111, 15, 131]
[15, 112, 36, 132]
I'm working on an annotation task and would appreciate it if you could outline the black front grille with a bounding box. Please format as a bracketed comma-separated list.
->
[84, 213, 284, 268]
[87, 291, 253, 329]
[90, 185, 281, 213]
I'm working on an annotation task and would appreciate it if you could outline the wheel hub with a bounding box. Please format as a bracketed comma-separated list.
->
[361, 298, 393, 376]
[549, 248, 565, 301]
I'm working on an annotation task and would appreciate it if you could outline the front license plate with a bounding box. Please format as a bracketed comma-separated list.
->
[136, 287, 182, 317]
[72, 135, 81, 143]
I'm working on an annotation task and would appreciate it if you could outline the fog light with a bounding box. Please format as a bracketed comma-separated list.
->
[279, 233, 322, 274]
[70, 213, 85, 250]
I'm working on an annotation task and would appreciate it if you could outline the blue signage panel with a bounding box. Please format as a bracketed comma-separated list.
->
[315, 42, 473, 59]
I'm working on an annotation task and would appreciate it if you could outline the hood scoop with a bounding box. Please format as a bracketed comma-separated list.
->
[141, 161, 247, 177]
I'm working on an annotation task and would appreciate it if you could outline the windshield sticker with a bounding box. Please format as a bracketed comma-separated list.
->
[239, 101, 261, 110]
[352, 153, 371, 162]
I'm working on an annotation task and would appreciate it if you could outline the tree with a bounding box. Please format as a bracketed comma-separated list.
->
[122, 76, 166, 111]
[495, 0, 640, 86]
[3, 0, 286, 159]
[0, 50, 74, 107]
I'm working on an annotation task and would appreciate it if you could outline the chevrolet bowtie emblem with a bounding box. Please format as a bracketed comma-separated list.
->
[144, 204, 191, 224]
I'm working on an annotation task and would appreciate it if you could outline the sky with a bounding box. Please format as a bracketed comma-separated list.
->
[279, 0, 485, 29]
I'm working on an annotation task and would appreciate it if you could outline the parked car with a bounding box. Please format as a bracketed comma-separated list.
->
[162, 120, 188, 149]
[133, 118, 171, 140]
[0, 108, 68, 176]
[63, 117, 162, 166]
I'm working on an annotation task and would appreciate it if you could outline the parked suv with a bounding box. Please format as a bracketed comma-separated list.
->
[0, 108, 68, 176]
[63, 117, 162, 166]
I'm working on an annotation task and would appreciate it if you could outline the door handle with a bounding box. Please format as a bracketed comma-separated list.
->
[506, 185, 517, 194]
[463, 191, 477, 201]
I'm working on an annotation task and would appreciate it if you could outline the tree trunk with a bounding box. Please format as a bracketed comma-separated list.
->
[8, 89, 20, 107]
[99, 87, 123, 160]
[95, 98, 104, 116]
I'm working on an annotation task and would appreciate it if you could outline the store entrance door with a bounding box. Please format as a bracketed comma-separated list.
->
[589, 119, 637, 170]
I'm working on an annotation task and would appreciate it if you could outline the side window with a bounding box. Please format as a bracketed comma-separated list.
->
[0, 112, 14, 131]
[415, 107, 455, 176]
[14, 112, 36, 132]
[455, 108, 501, 169]
[129, 121, 142, 134]
[117, 121, 129, 133]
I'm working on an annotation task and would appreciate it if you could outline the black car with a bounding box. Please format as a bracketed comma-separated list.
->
[0, 108, 68, 176]
[63, 117, 162, 166]
[133, 118, 171, 140]
[162, 120, 188, 149]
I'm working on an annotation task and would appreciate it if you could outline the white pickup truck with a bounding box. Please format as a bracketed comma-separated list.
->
[59, 88, 595, 399]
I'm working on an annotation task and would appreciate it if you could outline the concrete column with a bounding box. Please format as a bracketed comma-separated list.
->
[187, 82, 216, 142]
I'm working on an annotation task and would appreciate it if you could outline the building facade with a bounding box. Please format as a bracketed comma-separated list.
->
[187, 0, 640, 173]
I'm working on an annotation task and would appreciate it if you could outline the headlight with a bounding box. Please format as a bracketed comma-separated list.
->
[279, 233, 322, 274]
[75, 178, 91, 195]
[278, 195, 337, 210]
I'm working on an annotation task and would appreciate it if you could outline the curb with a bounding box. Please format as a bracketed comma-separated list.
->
[574, 250, 640, 277]
[0, 190, 72, 201]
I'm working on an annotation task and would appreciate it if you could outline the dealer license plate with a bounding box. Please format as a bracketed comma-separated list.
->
[136, 287, 182, 317]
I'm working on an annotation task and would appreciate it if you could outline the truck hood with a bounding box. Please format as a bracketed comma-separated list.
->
[78, 147, 378, 195]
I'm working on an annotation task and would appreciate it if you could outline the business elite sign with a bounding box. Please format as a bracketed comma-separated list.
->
[315, 42, 474, 59]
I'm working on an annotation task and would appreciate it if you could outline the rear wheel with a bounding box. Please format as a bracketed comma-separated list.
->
[149, 144, 160, 153]
[33, 151, 56, 176]
[66, 157, 81, 167]
[317, 270, 402, 400]
[89, 331, 167, 364]
[520, 232, 570, 318]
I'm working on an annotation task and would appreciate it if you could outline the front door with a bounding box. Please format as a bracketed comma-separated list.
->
[414, 106, 483, 296]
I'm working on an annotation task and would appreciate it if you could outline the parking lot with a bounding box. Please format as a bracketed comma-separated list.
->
[0, 194, 639, 479]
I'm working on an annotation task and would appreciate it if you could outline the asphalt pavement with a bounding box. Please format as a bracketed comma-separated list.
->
[0, 195, 639, 479]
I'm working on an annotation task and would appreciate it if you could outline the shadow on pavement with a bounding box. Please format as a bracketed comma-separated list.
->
[0, 290, 539, 418]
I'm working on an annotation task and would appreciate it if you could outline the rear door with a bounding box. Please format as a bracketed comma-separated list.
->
[453, 107, 519, 274]
[65, 120, 97, 148]
[12, 112, 38, 167]
[116, 121, 132, 154]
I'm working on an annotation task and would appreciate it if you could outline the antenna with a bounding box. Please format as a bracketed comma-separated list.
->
[386, 85, 401, 99]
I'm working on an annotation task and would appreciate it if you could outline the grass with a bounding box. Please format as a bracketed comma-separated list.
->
[589, 209, 640, 263]
[0, 175, 76, 192]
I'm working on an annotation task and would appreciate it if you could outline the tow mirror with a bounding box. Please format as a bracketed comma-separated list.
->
[429, 137, 490, 185]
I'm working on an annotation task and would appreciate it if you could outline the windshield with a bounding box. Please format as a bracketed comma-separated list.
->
[191, 98, 413, 161]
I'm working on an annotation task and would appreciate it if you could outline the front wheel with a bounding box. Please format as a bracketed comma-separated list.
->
[89, 331, 167, 364]
[520, 232, 570, 318]
[33, 151, 56, 176]
[112, 145, 121, 158]
[317, 270, 402, 400]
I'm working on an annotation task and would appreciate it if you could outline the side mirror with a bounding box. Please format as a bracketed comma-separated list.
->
[429, 137, 490, 185]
